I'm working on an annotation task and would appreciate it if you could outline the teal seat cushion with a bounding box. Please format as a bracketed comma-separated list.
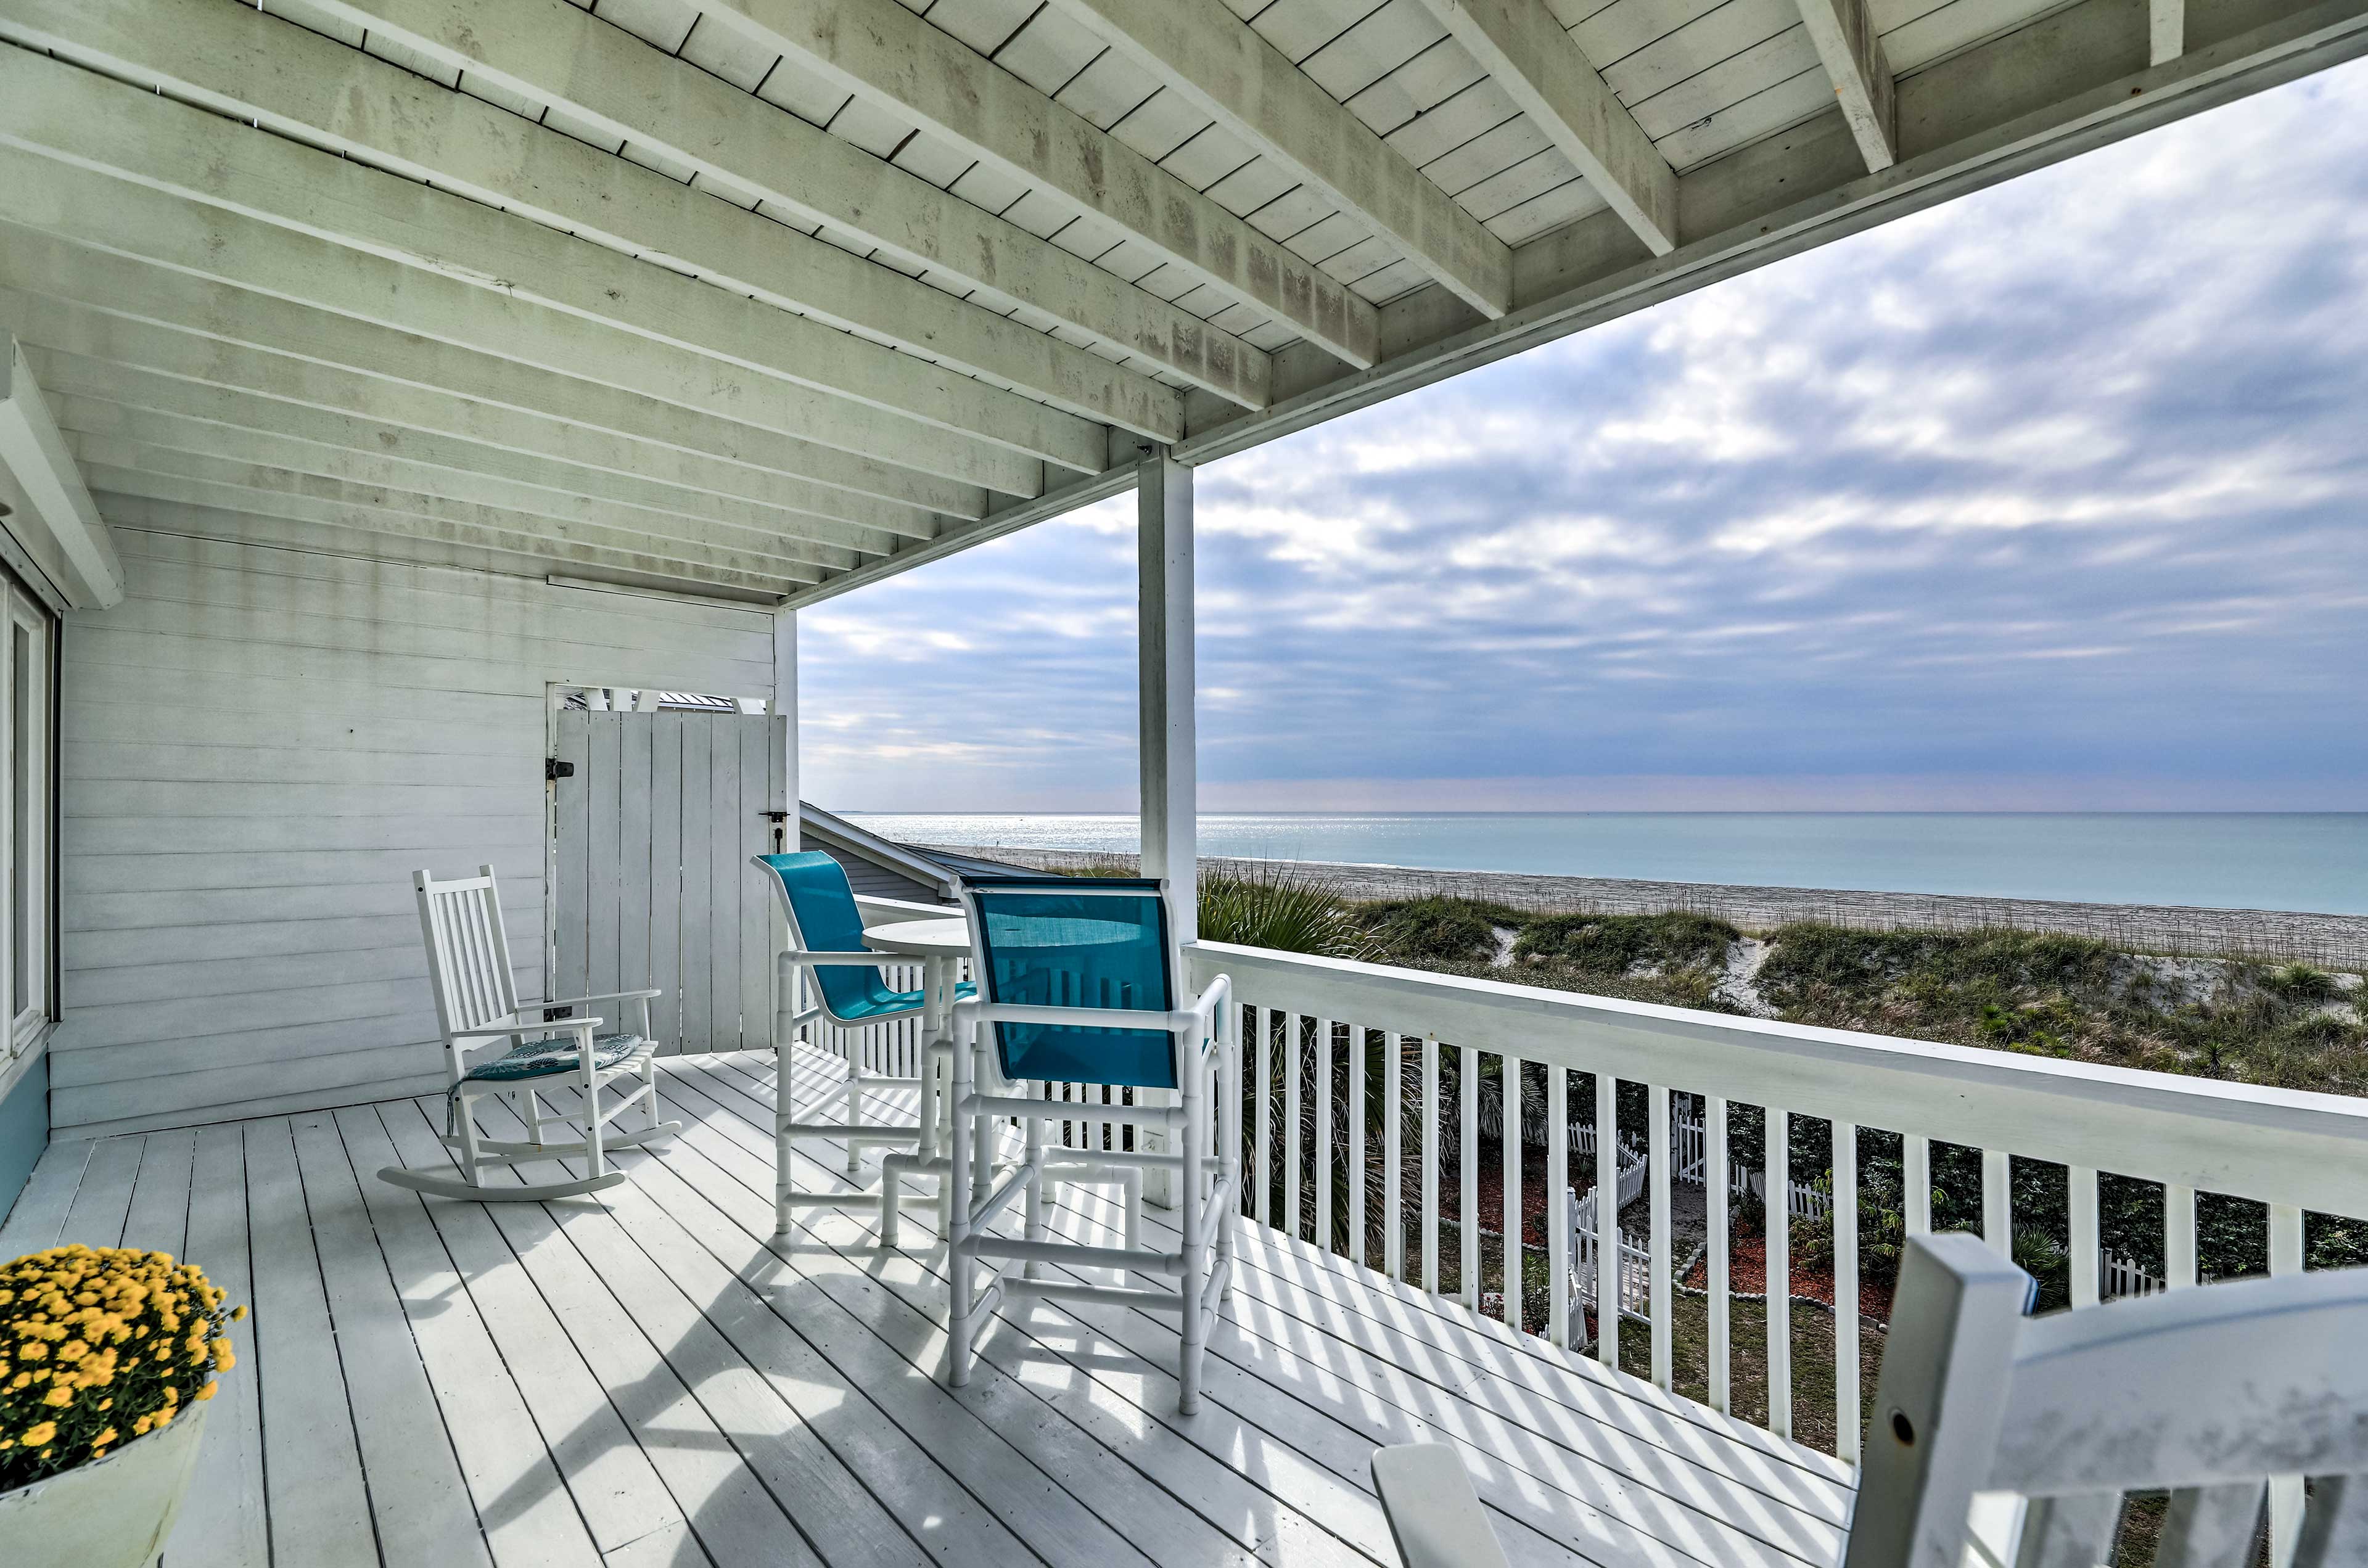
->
[466, 1032, 643, 1084]
[828, 979, 975, 1023]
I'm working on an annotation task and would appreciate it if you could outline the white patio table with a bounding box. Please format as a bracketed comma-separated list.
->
[859, 914, 977, 1192]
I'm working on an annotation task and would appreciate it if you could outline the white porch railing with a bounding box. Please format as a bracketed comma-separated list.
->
[1188, 933, 2368, 1551]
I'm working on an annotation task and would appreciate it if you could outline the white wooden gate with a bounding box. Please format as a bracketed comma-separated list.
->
[551, 709, 787, 1055]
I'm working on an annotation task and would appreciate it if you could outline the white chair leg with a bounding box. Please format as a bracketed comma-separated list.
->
[846, 1029, 867, 1175]
[1179, 1077, 1207, 1416]
[1218, 1048, 1242, 1308]
[947, 1030, 977, 1389]
[775, 1043, 795, 1235]
[455, 1094, 486, 1189]
[1022, 1083, 1046, 1281]
[583, 1061, 607, 1182]
[1122, 1167, 1144, 1252]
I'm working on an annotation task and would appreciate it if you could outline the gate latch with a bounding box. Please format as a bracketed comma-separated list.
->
[763, 809, 788, 850]
[546, 757, 575, 781]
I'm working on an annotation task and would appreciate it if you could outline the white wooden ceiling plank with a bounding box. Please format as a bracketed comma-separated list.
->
[1247, 0, 1389, 64]
[1108, 88, 1215, 162]
[889, 128, 979, 188]
[1164, 281, 1236, 316]
[1160, 124, 1263, 190]
[1282, 208, 1373, 262]
[1243, 319, 1300, 350]
[1315, 231, 1400, 282]
[456, 71, 551, 120]
[1630, 24, 1820, 139]
[1038, 0, 1511, 313]
[619, 139, 704, 183]
[1876, 0, 2052, 72]
[1422, 113, 1550, 195]
[751, 50, 853, 123]
[538, 100, 630, 153]
[1204, 298, 1273, 335]
[0, 24, 1188, 445]
[919, 0, 1046, 54]
[1054, 47, 1167, 128]
[1048, 211, 1135, 260]
[999, 187, 1083, 239]
[361, 31, 461, 87]
[593, 0, 704, 51]
[1244, 183, 1336, 239]
[1302, 0, 1450, 102]
[1087, 237, 1169, 283]
[1346, 41, 1485, 135]
[1569, 0, 1731, 73]
[262, 0, 368, 47]
[697, 0, 1377, 363]
[1651, 61, 1832, 167]
[1600, 0, 1803, 104]
[1453, 144, 1577, 219]
[994, 9, 1113, 94]
[1484, 171, 1603, 242]
[1386, 76, 1520, 165]
[824, 92, 920, 156]
[678, 21, 781, 88]
[1344, 253, 1430, 300]
[947, 161, 1033, 213]
[1203, 157, 1303, 218]
[1867, 0, 1970, 36]
[0, 272, 984, 522]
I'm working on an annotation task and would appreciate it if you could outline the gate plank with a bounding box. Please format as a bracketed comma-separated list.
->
[587, 713, 623, 1003]
[552, 711, 591, 1006]
[705, 715, 742, 1051]
[738, 716, 773, 1056]
[650, 712, 686, 1055]
[678, 716, 713, 1054]
[619, 710, 654, 1018]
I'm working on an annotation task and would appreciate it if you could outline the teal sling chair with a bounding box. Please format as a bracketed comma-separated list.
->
[756, 850, 974, 1238]
[939, 876, 1241, 1414]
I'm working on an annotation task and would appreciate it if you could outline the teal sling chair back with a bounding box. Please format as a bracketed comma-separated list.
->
[756, 850, 973, 1238]
[939, 876, 1240, 1413]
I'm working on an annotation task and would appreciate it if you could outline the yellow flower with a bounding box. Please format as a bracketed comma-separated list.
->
[41, 1384, 72, 1407]
[195, 1380, 219, 1402]
[21, 1421, 55, 1448]
[211, 1340, 236, 1371]
[92, 1426, 117, 1447]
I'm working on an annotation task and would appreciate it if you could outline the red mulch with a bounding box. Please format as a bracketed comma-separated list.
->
[1688, 1236, 1896, 1320]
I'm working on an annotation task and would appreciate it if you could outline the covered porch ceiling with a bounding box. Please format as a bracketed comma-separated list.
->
[0, 0, 2360, 607]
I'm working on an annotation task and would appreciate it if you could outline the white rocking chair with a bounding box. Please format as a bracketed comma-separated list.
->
[377, 864, 679, 1202]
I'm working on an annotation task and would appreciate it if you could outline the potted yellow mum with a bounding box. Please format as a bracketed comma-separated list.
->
[0, 1244, 244, 1568]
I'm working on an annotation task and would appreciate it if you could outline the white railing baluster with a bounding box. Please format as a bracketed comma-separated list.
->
[1983, 1148, 2012, 1256]
[1503, 1054, 1523, 1329]
[2070, 1165, 2100, 1308]
[1384, 1033, 1404, 1280]
[1421, 1035, 1440, 1293]
[1767, 1107, 1790, 1439]
[1833, 1120, 1859, 1463]
[1349, 1022, 1367, 1265]
[1707, 1095, 1730, 1414]
[1595, 1072, 1618, 1367]
[1254, 1006, 1273, 1226]
[1284, 1012, 1302, 1241]
[1315, 1017, 1334, 1252]
[1904, 1133, 1931, 1236]
[1649, 1085, 1672, 1392]
[2269, 1201, 2305, 1567]
[1547, 1065, 1569, 1348]
[2166, 1184, 2197, 1287]
[1460, 1043, 1478, 1308]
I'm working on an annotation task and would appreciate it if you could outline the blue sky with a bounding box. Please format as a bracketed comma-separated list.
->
[802, 59, 2368, 815]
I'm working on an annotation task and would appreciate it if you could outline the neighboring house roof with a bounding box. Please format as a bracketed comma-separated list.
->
[797, 803, 1051, 905]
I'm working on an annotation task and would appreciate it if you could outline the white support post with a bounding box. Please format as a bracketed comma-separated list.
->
[772, 609, 800, 1052]
[1138, 448, 1194, 1207]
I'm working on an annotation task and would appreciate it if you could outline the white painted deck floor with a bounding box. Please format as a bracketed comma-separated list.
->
[0, 1048, 1854, 1568]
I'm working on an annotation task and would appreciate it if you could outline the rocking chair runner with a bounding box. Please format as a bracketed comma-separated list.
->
[378, 864, 678, 1202]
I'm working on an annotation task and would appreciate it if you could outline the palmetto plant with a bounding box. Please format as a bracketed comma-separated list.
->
[1198, 865, 1377, 961]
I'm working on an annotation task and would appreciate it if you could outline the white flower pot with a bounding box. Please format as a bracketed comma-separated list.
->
[0, 1401, 211, 1568]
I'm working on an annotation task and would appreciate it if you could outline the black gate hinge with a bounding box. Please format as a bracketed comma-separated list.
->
[546, 757, 575, 781]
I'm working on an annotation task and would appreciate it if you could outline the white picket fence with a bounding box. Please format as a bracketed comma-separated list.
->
[1569, 1181, 1653, 1329]
[2100, 1249, 2166, 1299]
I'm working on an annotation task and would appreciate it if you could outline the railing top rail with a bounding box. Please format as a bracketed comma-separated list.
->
[1188, 940, 2368, 1218]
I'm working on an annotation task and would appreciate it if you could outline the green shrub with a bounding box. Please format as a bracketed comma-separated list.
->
[1198, 865, 1375, 960]
[1357, 896, 1521, 965]
[1513, 911, 1737, 977]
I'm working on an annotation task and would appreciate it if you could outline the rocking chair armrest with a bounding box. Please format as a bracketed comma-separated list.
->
[533, 988, 663, 1011]
[452, 1016, 604, 1041]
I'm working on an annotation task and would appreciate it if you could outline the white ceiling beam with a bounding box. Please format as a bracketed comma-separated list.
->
[0, 335, 121, 606]
[2152, 0, 2186, 62]
[1407, 0, 1679, 254]
[0, 286, 971, 529]
[0, 163, 1054, 498]
[0, 65, 1104, 479]
[83, 462, 816, 596]
[1035, 0, 1513, 318]
[53, 400, 870, 575]
[31, 358, 912, 559]
[0, 11, 1191, 440]
[202, 0, 1280, 405]
[1794, 0, 1898, 172]
[691, 0, 1380, 369]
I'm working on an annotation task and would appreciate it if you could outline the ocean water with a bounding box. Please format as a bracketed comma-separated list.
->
[844, 812, 2368, 916]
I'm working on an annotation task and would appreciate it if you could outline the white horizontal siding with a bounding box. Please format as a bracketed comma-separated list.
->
[52, 518, 779, 1134]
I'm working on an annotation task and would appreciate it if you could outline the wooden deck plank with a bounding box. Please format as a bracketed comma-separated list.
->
[119, 1125, 195, 1255]
[731, 1049, 1848, 1566]
[168, 1124, 269, 1568]
[0, 1135, 94, 1254]
[365, 1102, 686, 1555]
[32, 1054, 1856, 1568]
[242, 1116, 382, 1567]
[375, 1098, 823, 1568]
[289, 1109, 499, 1567]
[332, 1103, 607, 1568]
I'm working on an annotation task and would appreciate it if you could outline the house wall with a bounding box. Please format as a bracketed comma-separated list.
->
[54, 520, 779, 1138]
[819, 849, 945, 905]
